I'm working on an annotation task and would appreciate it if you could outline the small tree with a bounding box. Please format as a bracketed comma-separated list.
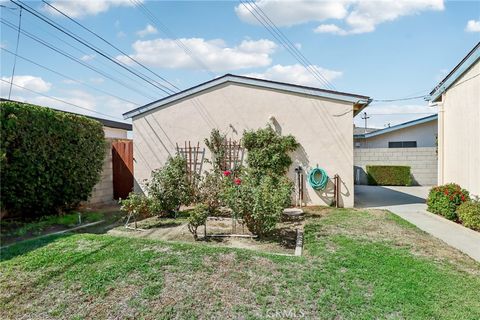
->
[188, 204, 209, 240]
[146, 155, 194, 216]
[197, 171, 224, 216]
[119, 192, 152, 228]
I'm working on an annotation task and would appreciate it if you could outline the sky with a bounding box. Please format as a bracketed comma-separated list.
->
[1, 0, 479, 128]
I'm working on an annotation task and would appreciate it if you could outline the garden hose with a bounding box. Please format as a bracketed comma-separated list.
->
[308, 167, 329, 190]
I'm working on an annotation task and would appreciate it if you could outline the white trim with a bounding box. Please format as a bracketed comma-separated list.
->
[123, 75, 371, 119]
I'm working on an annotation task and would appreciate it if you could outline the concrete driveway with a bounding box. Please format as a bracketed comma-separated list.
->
[355, 185, 480, 262]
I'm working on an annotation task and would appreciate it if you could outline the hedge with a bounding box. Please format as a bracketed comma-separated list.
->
[1, 101, 106, 218]
[427, 183, 469, 220]
[457, 199, 480, 231]
[366, 165, 412, 186]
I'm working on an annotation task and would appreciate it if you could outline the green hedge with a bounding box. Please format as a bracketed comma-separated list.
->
[1, 101, 106, 218]
[366, 165, 412, 186]
[457, 199, 480, 231]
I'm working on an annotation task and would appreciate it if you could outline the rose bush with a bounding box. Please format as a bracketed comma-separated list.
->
[427, 183, 470, 220]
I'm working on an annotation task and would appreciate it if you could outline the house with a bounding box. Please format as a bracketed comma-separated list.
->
[430, 42, 480, 196]
[354, 114, 438, 149]
[353, 115, 438, 186]
[123, 74, 371, 207]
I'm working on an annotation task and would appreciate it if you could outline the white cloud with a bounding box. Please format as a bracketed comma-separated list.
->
[136, 24, 158, 37]
[314, 24, 347, 35]
[465, 20, 480, 32]
[80, 54, 95, 61]
[117, 38, 277, 71]
[236, 0, 444, 35]
[1, 75, 52, 95]
[43, 0, 140, 18]
[244, 63, 342, 87]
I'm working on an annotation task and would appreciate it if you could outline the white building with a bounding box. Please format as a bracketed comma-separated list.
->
[124, 74, 371, 207]
[430, 42, 480, 196]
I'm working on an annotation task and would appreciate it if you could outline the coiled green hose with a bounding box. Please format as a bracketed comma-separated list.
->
[308, 167, 329, 190]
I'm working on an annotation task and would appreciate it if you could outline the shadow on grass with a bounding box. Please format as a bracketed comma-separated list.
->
[0, 233, 72, 262]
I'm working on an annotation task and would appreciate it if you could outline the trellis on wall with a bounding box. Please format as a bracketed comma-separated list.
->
[219, 138, 244, 171]
[176, 141, 205, 183]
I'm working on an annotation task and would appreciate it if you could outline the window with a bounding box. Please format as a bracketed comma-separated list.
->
[388, 141, 417, 148]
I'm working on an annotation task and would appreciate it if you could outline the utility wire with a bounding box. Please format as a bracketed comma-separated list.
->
[11, 0, 175, 95]
[42, 0, 180, 93]
[1, 47, 140, 106]
[372, 94, 428, 103]
[8, 7, 22, 99]
[243, 0, 336, 90]
[129, 0, 216, 78]
[1, 79, 124, 120]
[1, 18, 158, 100]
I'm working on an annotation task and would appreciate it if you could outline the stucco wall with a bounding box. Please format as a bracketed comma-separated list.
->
[438, 60, 480, 196]
[132, 82, 356, 207]
[354, 147, 438, 186]
[355, 120, 437, 148]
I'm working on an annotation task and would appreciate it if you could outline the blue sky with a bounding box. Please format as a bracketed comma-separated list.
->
[1, 0, 479, 128]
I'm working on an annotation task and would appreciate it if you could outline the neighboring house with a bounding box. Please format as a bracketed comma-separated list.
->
[353, 115, 438, 186]
[354, 114, 438, 149]
[430, 42, 480, 197]
[84, 116, 133, 207]
[123, 74, 372, 207]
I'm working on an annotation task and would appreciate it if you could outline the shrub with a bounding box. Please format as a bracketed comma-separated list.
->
[1, 101, 106, 218]
[188, 204, 209, 240]
[204, 129, 228, 171]
[197, 171, 224, 216]
[427, 184, 470, 220]
[119, 192, 152, 222]
[366, 165, 412, 186]
[457, 199, 480, 231]
[243, 125, 298, 177]
[222, 169, 292, 237]
[146, 155, 194, 216]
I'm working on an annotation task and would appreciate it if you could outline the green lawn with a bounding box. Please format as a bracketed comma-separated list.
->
[1, 208, 479, 319]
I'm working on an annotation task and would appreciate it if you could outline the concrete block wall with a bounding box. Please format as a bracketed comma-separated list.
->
[84, 139, 116, 207]
[354, 147, 437, 186]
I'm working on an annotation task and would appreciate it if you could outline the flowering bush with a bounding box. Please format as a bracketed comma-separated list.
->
[222, 169, 292, 236]
[427, 183, 470, 220]
[146, 155, 194, 216]
[197, 171, 224, 216]
[119, 192, 153, 222]
[457, 198, 480, 231]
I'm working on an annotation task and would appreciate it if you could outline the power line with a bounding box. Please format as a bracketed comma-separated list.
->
[11, 0, 175, 95]
[1, 79, 124, 120]
[372, 94, 428, 103]
[1, 47, 140, 106]
[8, 7, 22, 99]
[42, 0, 180, 93]
[240, 0, 336, 90]
[1, 18, 158, 100]
[129, 0, 215, 78]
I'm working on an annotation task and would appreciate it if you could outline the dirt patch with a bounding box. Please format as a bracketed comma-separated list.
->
[108, 215, 305, 255]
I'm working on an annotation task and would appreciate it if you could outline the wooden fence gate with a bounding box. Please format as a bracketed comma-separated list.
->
[112, 140, 134, 199]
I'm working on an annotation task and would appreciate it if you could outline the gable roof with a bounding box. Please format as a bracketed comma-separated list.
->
[353, 126, 378, 135]
[354, 114, 437, 139]
[430, 42, 480, 102]
[0, 98, 132, 131]
[123, 74, 372, 119]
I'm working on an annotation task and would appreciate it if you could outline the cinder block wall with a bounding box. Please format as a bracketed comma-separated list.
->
[354, 147, 438, 186]
[84, 139, 116, 207]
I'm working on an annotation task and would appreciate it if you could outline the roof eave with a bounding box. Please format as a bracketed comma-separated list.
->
[123, 74, 371, 119]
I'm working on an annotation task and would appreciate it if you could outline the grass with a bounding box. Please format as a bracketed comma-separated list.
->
[1, 211, 104, 243]
[1, 208, 479, 319]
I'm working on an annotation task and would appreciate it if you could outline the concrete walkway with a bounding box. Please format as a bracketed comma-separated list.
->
[355, 185, 480, 262]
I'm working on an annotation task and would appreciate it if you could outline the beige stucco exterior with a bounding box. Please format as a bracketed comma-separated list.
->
[437, 59, 480, 196]
[355, 119, 437, 148]
[132, 82, 360, 207]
